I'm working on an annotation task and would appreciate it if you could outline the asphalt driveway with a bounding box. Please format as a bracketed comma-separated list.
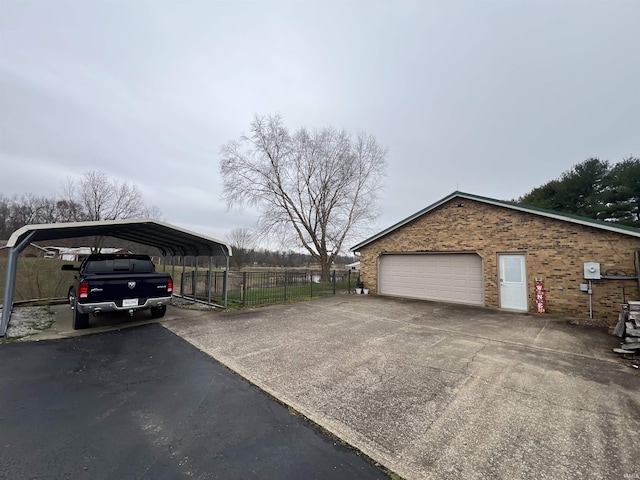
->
[166, 296, 640, 480]
[0, 323, 389, 480]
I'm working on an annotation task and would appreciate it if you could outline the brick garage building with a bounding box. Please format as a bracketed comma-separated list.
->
[351, 192, 640, 327]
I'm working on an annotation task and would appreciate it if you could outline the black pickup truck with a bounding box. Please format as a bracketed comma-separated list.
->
[63, 254, 173, 329]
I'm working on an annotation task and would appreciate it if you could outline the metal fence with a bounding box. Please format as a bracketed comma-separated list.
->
[177, 269, 360, 307]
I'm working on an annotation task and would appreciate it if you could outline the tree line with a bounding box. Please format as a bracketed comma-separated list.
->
[0, 170, 159, 241]
[0, 170, 357, 269]
[222, 247, 356, 270]
[223, 227, 355, 269]
[518, 157, 640, 227]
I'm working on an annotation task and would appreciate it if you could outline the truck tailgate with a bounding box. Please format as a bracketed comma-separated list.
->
[82, 274, 171, 306]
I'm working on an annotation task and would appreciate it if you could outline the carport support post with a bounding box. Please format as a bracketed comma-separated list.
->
[1, 248, 19, 336]
[1, 232, 35, 337]
[224, 249, 229, 308]
[181, 256, 186, 296]
[207, 256, 212, 304]
[171, 256, 176, 289]
[194, 256, 198, 300]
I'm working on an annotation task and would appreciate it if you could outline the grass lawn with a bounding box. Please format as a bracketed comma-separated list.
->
[0, 257, 77, 303]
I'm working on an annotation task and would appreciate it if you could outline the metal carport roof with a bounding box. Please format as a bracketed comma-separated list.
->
[1, 219, 233, 336]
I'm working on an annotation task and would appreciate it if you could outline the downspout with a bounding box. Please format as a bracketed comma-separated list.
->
[1, 232, 36, 337]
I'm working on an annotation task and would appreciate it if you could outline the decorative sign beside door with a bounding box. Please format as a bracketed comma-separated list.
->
[535, 278, 546, 313]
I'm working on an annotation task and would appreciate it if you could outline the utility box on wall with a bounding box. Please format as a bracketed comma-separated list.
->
[583, 262, 601, 280]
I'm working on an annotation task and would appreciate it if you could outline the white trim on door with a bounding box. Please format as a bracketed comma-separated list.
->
[498, 254, 528, 311]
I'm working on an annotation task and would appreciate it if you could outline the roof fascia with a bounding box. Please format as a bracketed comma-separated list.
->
[6, 219, 233, 256]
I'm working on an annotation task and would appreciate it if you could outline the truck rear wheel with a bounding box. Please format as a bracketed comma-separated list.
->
[150, 305, 166, 318]
[72, 302, 90, 329]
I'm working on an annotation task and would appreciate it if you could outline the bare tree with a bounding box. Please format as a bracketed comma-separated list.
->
[60, 170, 161, 251]
[54, 199, 86, 223]
[61, 171, 148, 221]
[225, 227, 254, 269]
[220, 114, 387, 279]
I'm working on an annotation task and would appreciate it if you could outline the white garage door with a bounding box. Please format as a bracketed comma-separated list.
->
[379, 253, 484, 305]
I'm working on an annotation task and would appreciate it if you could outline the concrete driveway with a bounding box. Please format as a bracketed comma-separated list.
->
[166, 296, 640, 480]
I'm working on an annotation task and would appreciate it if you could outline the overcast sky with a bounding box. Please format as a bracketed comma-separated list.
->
[1, 0, 639, 248]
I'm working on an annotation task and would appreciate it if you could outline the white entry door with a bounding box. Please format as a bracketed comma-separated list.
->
[499, 254, 528, 311]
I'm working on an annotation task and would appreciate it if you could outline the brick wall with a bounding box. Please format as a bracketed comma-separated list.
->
[359, 198, 640, 327]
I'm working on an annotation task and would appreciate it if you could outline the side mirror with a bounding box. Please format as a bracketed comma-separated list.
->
[61, 264, 80, 271]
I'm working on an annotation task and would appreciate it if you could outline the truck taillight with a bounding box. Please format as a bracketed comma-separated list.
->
[167, 278, 173, 293]
[79, 282, 89, 298]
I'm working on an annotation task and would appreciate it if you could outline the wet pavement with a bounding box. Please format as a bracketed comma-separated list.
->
[0, 323, 389, 480]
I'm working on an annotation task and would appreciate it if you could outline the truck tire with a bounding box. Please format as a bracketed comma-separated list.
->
[72, 302, 90, 329]
[150, 305, 167, 318]
[68, 287, 76, 307]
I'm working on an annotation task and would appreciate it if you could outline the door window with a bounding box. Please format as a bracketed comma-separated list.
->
[502, 257, 523, 283]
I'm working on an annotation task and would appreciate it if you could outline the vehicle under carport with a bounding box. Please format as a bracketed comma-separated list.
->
[0, 218, 233, 336]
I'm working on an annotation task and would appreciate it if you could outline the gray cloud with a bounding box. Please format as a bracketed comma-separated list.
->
[1, 0, 638, 247]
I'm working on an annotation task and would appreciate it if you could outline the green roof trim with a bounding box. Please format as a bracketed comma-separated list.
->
[350, 190, 640, 252]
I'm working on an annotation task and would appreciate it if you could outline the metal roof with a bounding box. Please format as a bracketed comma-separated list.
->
[351, 191, 640, 252]
[6, 218, 233, 257]
[2, 218, 233, 336]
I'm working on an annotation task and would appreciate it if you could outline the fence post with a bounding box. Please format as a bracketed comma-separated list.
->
[310, 271, 313, 298]
[348, 270, 351, 294]
[284, 271, 288, 302]
[242, 271, 247, 306]
[191, 270, 196, 298]
[332, 270, 336, 295]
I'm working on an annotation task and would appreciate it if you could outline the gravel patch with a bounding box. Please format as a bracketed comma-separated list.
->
[170, 297, 219, 310]
[0, 306, 55, 341]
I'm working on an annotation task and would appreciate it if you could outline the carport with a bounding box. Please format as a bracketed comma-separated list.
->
[1, 218, 232, 336]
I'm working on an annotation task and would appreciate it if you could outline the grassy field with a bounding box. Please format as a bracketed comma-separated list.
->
[0, 257, 77, 303]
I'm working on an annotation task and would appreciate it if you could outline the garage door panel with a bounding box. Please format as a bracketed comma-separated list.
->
[379, 254, 484, 306]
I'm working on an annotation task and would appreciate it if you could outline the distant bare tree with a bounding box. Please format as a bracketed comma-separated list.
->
[0, 195, 9, 238]
[61, 171, 145, 221]
[54, 199, 86, 223]
[226, 227, 254, 250]
[0, 173, 160, 242]
[220, 114, 387, 279]
[142, 204, 163, 220]
[225, 227, 254, 269]
[60, 170, 161, 251]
